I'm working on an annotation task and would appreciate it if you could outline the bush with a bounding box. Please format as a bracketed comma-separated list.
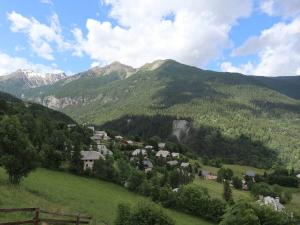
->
[114, 202, 175, 225]
[93, 157, 117, 181]
[127, 169, 145, 191]
[217, 168, 233, 182]
[251, 182, 275, 198]
[232, 176, 242, 189]
[220, 200, 295, 225]
[267, 175, 299, 188]
[176, 185, 226, 222]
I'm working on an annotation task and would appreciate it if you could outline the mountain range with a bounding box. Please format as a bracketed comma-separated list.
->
[0, 69, 66, 97]
[0, 59, 299, 168]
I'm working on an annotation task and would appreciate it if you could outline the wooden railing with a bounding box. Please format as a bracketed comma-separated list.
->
[0, 208, 92, 225]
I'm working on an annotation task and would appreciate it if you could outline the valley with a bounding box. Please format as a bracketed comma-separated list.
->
[1, 60, 300, 169]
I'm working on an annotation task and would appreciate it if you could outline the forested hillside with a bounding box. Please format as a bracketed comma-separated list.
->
[2, 60, 300, 169]
[0, 91, 91, 183]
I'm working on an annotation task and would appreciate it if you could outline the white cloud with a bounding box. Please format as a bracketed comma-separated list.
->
[7, 11, 70, 60]
[15, 45, 26, 52]
[260, 0, 300, 18]
[41, 0, 53, 5]
[222, 17, 300, 76]
[220, 62, 254, 75]
[0, 51, 62, 75]
[74, 0, 252, 67]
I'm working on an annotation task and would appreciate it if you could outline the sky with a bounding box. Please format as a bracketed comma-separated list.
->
[0, 0, 300, 76]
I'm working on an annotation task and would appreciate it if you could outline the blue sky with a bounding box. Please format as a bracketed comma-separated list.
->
[0, 0, 300, 76]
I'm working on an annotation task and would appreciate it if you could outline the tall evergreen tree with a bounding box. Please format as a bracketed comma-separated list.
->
[223, 180, 233, 203]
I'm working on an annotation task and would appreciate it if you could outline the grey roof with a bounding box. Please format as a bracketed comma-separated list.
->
[95, 130, 107, 135]
[81, 151, 104, 160]
[158, 143, 166, 148]
[171, 152, 180, 157]
[97, 144, 107, 151]
[132, 149, 147, 156]
[201, 170, 210, 176]
[245, 171, 256, 177]
[156, 150, 170, 158]
[167, 160, 178, 166]
[143, 160, 153, 168]
[181, 162, 190, 167]
[145, 145, 154, 149]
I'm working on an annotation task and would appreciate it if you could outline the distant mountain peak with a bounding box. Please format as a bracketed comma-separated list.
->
[14, 69, 66, 79]
[140, 59, 180, 71]
[0, 69, 67, 89]
[81, 61, 137, 78]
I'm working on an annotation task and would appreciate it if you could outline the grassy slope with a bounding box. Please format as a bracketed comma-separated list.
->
[193, 164, 259, 201]
[192, 163, 300, 216]
[0, 168, 213, 225]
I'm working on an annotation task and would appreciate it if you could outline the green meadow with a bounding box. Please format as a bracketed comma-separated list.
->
[0, 168, 213, 225]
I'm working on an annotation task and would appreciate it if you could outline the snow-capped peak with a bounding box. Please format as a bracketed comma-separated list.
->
[1, 69, 67, 88]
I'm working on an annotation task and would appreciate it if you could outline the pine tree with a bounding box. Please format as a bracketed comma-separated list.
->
[223, 180, 233, 204]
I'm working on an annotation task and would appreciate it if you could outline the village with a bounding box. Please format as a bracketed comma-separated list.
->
[75, 125, 293, 212]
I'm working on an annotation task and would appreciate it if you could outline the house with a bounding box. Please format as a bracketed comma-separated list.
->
[126, 140, 134, 145]
[181, 162, 190, 168]
[245, 171, 256, 177]
[143, 160, 153, 172]
[171, 152, 180, 158]
[145, 145, 154, 150]
[95, 131, 110, 140]
[88, 126, 95, 133]
[172, 188, 179, 192]
[81, 151, 104, 170]
[242, 179, 248, 190]
[158, 143, 166, 149]
[67, 124, 77, 129]
[132, 149, 147, 156]
[201, 170, 217, 180]
[115, 135, 124, 140]
[97, 144, 113, 156]
[91, 135, 102, 144]
[257, 196, 285, 211]
[167, 160, 178, 166]
[156, 150, 170, 158]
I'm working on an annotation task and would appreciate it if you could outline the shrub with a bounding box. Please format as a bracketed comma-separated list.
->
[220, 200, 295, 225]
[217, 167, 233, 182]
[232, 176, 242, 189]
[114, 202, 175, 225]
[251, 182, 275, 198]
[176, 185, 226, 222]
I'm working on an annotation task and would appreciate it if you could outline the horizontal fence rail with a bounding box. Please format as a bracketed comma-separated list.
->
[0, 208, 92, 225]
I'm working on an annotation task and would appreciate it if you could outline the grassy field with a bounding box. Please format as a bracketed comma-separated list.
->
[193, 163, 300, 217]
[283, 187, 300, 216]
[0, 168, 213, 225]
[193, 178, 251, 201]
[197, 163, 266, 177]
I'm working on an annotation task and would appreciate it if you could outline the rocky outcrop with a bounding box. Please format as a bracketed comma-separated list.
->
[172, 120, 191, 141]
[29, 95, 90, 110]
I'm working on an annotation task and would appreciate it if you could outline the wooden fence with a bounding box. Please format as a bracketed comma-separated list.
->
[0, 208, 92, 225]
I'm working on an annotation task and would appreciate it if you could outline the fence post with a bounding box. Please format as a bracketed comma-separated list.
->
[34, 208, 40, 225]
[76, 213, 80, 225]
